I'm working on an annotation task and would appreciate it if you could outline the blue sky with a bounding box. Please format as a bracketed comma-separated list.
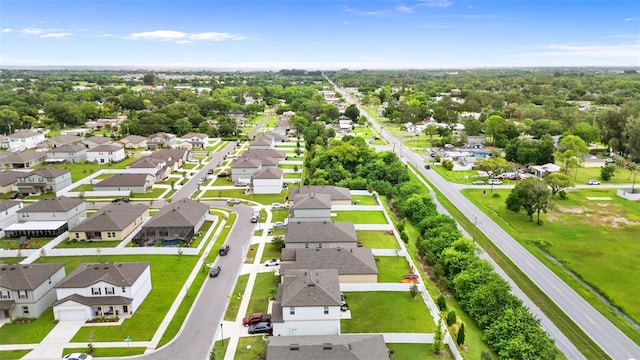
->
[1, 0, 639, 69]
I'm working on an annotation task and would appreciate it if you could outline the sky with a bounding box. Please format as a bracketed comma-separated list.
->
[1, 0, 639, 69]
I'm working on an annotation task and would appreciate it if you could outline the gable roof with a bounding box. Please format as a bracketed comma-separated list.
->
[0, 151, 47, 164]
[54, 293, 132, 307]
[18, 196, 84, 213]
[18, 168, 70, 179]
[181, 132, 207, 140]
[266, 334, 389, 360]
[0, 200, 22, 213]
[251, 167, 283, 180]
[288, 186, 352, 202]
[0, 170, 24, 186]
[84, 135, 112, 144]
[7, 131, 43, 139]
[149, 149, 188, 163]
[292, 193, 331, 210]
[242, 149, 286, 160]
[241, 154, 279, 166]
[47, 145, 87, 154]
[95, 173, 151, 187]
[280, 269, 342, 307]
[232, 157, 262, 169]
[148, 132, 176, 140]
[86, 144, 124, 153]
[250, 134, 274, 147]
[280, 248, 378, 276]
[55, 262, 149, 288]
[49, 135, 83, 146]
[69, 202, 148, 232]
[0, 263, 65, 290]
[143, 198, 208, 228]
[285, 221, 357, 244]
[119, 135, 147, 144]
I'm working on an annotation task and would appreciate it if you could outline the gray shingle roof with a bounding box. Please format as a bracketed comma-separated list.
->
[0, 200, 21, 213]
[241, 154, 279, 166]
[250, 135, 274, 147]
[280, 269, 342, 307]
[18, 168, 70, 179]
[87, 144, 123, 152]
[251, 167, 283, 179]
[181, 132, 207, 140]
[55, 262, 149, 288]
[95, 173, 150, 187]
[120, 135, 147, 144]
[0, 263, 65, 290]
[49, 135, 83, 146]
[0, 170, 24, 186]
[266, 334, 389, 360]
[18, 196, 84, 213]
[7, 131, 43, 139]
[84, 135, 112, 144]
[47, 145, 86, 153]
[292, 193, 331, 210]
[143, 198, 208, 228]
[53, 294, 132, 307]
[69, 202, 148, 232]
[288, 186, 352, 202]
[242, 149, 286, 160]
[285, 221, 357, 244]
[0, 151, 47, 164]
[232, 157, 262, 169]
[280, 248, 378, 276]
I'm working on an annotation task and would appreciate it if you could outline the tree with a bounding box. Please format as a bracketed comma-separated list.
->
[423, 124, 438, 139]
[600, 165, 616, 181]
[462, 118, 482, 136]
[457, 323, 466, 346]
[436, 295, 447, 311]
[344, 104, 360, 121]
[484, 115, 506, 145]
[432, 318, 444, 353]
[446, 310, 457, 326]
[557, 135, 588, 173]
[544, 173, 573, 198]
[623, 117, 640, 162]
[409, 284, 419, 299]
[143, 73, 157, 85]
[505, 178, 551, 224]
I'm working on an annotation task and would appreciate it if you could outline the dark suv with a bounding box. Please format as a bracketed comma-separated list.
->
[219, 245, 230, 256]
[209, 266, 221, 277]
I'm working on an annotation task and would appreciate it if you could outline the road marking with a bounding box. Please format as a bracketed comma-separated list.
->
[552, 285, 562, 294]
[584, 314, 596, 325]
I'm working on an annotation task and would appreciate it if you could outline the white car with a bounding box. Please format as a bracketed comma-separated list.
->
[227, 198, 241, 205]
[264, 259, 281, 266]
[271, 203, 284, 209]
[63, 354, 93, 360]
[587, 179, 601, 185]
[271, 221, 286, 229]
[487, 179, 503, 185]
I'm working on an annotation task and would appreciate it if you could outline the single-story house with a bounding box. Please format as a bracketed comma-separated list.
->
[53, 262, 151, 321]
[93, 173, 154, 194]
[459, 156, 478, 167]
[69, 202, 149, 241]
[531, 163, 562, 178]
[82, 135, 112, 149]
[132, 198, 208, 247]
[86, 144, 125, 164]
[61, 129, 91, 137]
[251, 168, 283, 194]
[46, 145, 87, 164]
[0, 263, 66, 320]
[0, 151, 47, 169]
[266, 334, 389, 360]
[250, 134, 276, 149]
[280, 247, 378, 283]
[288, 186, 352, 206]
[290, 193, 332, 222]
[15, 168, 72, 194]
[284, 221, 358, 249]
[117, 135, 148, 149]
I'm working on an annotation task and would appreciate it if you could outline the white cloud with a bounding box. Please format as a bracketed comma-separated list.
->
[396, 5, 414, 13]
[624, 17, 640, 21]
[532, 42, 640, 58]
[40, 32, 73, 38]
[125, 30, 247, 43]
[420, 0, 454, 7]
[1, 28, 12, 33]
[20, 28, 46, 35]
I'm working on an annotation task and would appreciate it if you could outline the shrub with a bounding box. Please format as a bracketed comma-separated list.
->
[442, 159, 454, 170]
[492, 193, 500, 198]
[272, 236, 285, 250]
[446, 310, 457, 326]
[400, 231, 409, 244]
[409, 284, 419, 299]
[600, 165, 615, 181]
[397, 219, 406, 232]
[457, 323, 466, 345]
[436, 295, 447, 311]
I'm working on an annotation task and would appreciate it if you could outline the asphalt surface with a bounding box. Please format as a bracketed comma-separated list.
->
[333, 86, 640, 359]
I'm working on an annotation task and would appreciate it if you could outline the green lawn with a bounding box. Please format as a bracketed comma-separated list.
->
[130, 187, 166, 199]
[431, 166, 487, 184]
[270, 209, 290, 223]
[0, 308, 56, 344]
[234, 336, 268, 360]
[224, 274, 250, 321]
[34, 157, 138, 182]
[333, 211, 388, 224]
[0, 257, 25, 264]
[341, 292, 434, 333]
[247, 272, 278, 315]
[572, 165, 636, 185]
[62, 347, 146, 357]
[72, 184, 93, 192]
[260, 242, 282, 263]
[376, 256, 412, 283]
[463, 187, 640, 327]
[201, 190, 287, 205]
[403, 139, 433, 148]
[370, 139, 388, 145]
[352, 195, 378, 205]
[356, 230, 400, 249]
[283, 173, 301, 179]
[245, 244, 259, 263]
[55, 240, 121, 248]
[388, 343, 454, 359]
[0, 350, 31, 359]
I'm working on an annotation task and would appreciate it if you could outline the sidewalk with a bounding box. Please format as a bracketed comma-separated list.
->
[22, 321, 85, 359]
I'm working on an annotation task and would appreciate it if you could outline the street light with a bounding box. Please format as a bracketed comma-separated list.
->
[472, 216, 482, 242]
[220, 323, 224, 346]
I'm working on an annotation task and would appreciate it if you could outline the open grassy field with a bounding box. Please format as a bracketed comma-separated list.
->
[463, 187, 640, 326]
[356, 230, 400, 249]
[341, 291, 434, 333]
[375, 256, 412, 283]
[333, 210, 388, 224]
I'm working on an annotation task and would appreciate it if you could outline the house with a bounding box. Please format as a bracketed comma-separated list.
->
[47, 135, 84, 148]
[0, 170, 24, 194]
[15, 168, 72, 194]
[0, 200, 23, 238]
[242, 154, 279, 170]
[531, 163, 562, 178]
[93, 173, 154, 194]
[266, 334, 389, 360]
[126, 157, 170, 181]
[0, 263, 66, 320]
[250, 134, 276, 149]
[46, 145, 87, 164]
[53, 262, 151, 321]
[290, 193, 332, 222]
[0, 151, 47, 169]
[280, 247, 378, 283]
[85, 116, 126, 131]
[284, 221, 358, 249]
[82, 135, 112, 149]
[132, 198, 208, 247]
[5, 131, 46, 152]
[242, 148, 287, 161]
[86, 144, 125, 164]
[180, 133, 208, 149]
[231, 157, 262, 182]
[288, 186, 352, 206]
[4, 197, 86, 238]
[147, 132, 177, 149]
[117, 135, 148, 150]
[148, 149, 188, 171]
[251, 168, 283, 194]
[459, 156, 478, 167]
[61, 129, 91, 137]
[69, 202, 148, 242]
[271, 269, 343, 336]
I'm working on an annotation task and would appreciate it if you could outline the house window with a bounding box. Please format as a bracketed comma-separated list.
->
[324, 306, 329, 315]
[304, 244, 309, 249]
[290, 307, 295, 315]
[91, 287, 102, 295]
[75, 233, 80, 239]
[18, 290, 27, 299]
[22, 306, 29, 315]
[0, 290, 10, 299]
[122, 287, 126, 293]
[105, 287, 115, 295]
[109, 232, 116, 238]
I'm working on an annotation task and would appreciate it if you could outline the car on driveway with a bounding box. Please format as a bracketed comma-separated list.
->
[264, 258, 281, 266]
[272, 221, 286, 229]
[227, 198, 241, 205]
[587, 179, 601, 185]
[234, 181, 247, 187]
[218, 171, 229, 178]
[472, 180, 485, 185]
[219, 245, 229, 256]
[271, 203, 284, 209]
[209, 266, 221, 277]
[242, 313, 272, 326]
[248, 321, 272, 334]
[487, 179, 503, 185]
[63, 354, 93, 360]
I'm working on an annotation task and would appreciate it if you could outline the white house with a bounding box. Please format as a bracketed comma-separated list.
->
[180, 133, 208, 149]
[0, 200, 23, 238]
[82, 135, 112, 149]
[15, 168, 72, 194]
[147, 132, 177, 149]
[86, 144, 125, 164]
[46, 145, 87, 164]
[531, 163, 562, 178]
[284, 221, 358, 249]
[4, 197, 86, 238]
[271, 269, 343, 337]
[251, 168, 283, 194]
[231, 157, 262, 182]
[0, 263, 66, 320]
[53, 262, 151, 321]
[290, 193, 332, 222]
[5, 131, 46, 152]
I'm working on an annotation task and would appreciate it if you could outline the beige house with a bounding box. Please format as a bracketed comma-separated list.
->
[69, 202, 148, 241]
[117, 135, 148, 149]
[0, 171, 23, 194]
[280, 247, 378, 283]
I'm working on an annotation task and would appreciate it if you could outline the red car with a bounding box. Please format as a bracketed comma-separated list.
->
[242, 313, 272, 326]
[403, 274, 419, 280]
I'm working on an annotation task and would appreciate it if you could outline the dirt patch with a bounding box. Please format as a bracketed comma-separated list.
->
[608, 216, 639, 228]
[554, 206, 585, 214]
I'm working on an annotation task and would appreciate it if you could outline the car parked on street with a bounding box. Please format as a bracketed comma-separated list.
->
[219, 245, 230, 256]
[271, 203, 284, 209]
[424, 164, 431, 169]
[208, 169, 214, 174]
[218, 171, 229, 178]
[242, 313, 272, 326]
[472, 180, 485, 185]
[248, 321, 272, 334]
[487, 179, 503, 185]
[264, 258, 281, 266]
[251, 213, 260, 223]
[209, 266, 221, 277]
[587, 179, 601, 185]
[227, 198, 241, 205]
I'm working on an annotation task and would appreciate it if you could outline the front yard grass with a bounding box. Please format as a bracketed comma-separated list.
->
[35, 157, 138, 182]
[388, 343, 453, 359]
[431, 166, 485, 184]
[283, 173, 301, 179]
[245, 244, 259, 263]
[356, 230, 400, 249]
[234, 336, 268, 360]
[130, 187, 166, 199]
[352, 195, 378, 205]
[201, 190, 287, 205]
[0, 350, 31, 359]
[224, 274, 250, 321]
[333, 210, 388, 224]
[260, 242, 282, 263]
[375, 256, 412, 283]
[270, 209, 289, 223]
[62, 347, 146, 357]
[0, 308, 56, 344]
[341, 291, 434, 333]
[0, 237, 53, 250]
[246, 272, 278, 315]
[55, 240, 121, 248]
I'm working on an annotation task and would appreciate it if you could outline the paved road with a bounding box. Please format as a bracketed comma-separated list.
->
[333, 86, 640, 359]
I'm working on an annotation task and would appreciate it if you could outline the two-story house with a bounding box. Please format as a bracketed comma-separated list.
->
[53, 262, 151, 321]
[4, 197, 86, 238]
[289, 193, 331, 222]
[0, 263, 66, 320]
[93, 173, 154, 194]
[288, 186, 352, 206]
[82, 135, 112, 149]
[284, 221, 358, 249]
[46, 145, 87, 164]
[47, 135, 84, 148]
[0, 200, 23, 238]
[180, 132, 208, 149]
[15, 168, 72, 194]
[280, 248, 378, 283]
[126, 157, 170, 181]
[0, 151, 47, 169]
[249, 134, 276, 150]
[266, 334, 390, 360]
[69, 202, 148, 242]
[271, 269, 343, 337]
[86, 144, 125, 164]
[147, 132, 177, 149]
[0, 170, 23, 194]
[231, 157, 262, 182]
[5, 131, 46, 152]
[251, 168, 283, 194]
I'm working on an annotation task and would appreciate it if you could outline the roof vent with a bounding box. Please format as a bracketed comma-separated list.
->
[290, 344, 299, 351]
[323, 343, 332, 350]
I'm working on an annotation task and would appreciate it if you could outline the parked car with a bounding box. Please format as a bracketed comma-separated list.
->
[10, 192, 25, 199]
[403, 274, 419, 280]
[272, 221, 286, 229]
[227, 198, 241, 205]
[264, 258, 281, 266]
[424, 164, 431, 169]
[219, 245, 230, 256]
[341, 302, 349, 312]
[111, 198, 130, 203]
[271, 203, 284, 209]
[251, 213, 260, 223]
[587, 179, 601, 185]
[63, 354, 93, 360]
[218, 171, 229, 178]
[209, 266, 221, 277]
[234, 181, 247, 187]
[605, 158, 615, 163]
[242, 313, 272, 326]
[248, 321, 272, 334]
[197, 178, 204, 185]
[487, 179, 503, 185]
[472, 180, 485, 185]
[208, 169, 214, 175]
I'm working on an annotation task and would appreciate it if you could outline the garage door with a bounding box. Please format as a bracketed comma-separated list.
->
[58, 309, 86, 321]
